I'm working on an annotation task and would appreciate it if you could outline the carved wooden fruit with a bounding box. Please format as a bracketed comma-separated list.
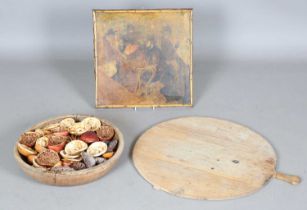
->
[14, 115, 124, 186]
[133, 117, 301, 200]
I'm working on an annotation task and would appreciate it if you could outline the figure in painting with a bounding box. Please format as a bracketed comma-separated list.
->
[99, 22, 190, 105]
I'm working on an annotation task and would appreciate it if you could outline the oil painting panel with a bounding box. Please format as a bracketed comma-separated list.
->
[94, 9, 192, 107]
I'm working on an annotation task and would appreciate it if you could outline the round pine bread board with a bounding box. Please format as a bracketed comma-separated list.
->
[133, 117, 300, 200]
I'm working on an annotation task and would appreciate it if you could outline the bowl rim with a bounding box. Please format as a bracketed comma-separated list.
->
[14, 114, 124, 176]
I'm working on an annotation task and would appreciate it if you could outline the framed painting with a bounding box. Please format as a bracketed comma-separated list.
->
[93, 9, 193, 108]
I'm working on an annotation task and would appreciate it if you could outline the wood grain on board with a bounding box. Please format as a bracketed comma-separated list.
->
[133, 117, 300, 200]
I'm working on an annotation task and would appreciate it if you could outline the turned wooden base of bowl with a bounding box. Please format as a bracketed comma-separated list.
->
[14, 115, 124, 186]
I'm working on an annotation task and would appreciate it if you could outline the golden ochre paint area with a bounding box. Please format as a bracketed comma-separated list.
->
[94, 9, 192, 108]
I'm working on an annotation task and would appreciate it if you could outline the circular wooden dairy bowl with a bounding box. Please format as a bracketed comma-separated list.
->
[133, 117, 300, 200]
[14, 115, 124, 186]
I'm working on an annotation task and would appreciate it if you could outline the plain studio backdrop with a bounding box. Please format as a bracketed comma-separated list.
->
[0, 1, 306, 210]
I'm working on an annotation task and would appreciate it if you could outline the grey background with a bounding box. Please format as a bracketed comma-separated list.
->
[0, 0, 306, 209]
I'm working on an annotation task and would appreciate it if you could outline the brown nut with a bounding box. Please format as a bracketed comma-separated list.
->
[96, 125, 115, 141]
[47, 135, 68, 152]
[36, 149, 60, 167]
[48, 141, 66, 153]
[70, 161, 86, 170]
[32, 157, 47, 169]
[19, 132, 39, 147]
[48, 135, 69, 146]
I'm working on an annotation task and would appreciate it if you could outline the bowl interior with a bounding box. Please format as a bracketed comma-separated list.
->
[14, 114, 124, 176]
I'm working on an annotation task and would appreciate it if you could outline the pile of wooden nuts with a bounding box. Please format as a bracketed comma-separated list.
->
[17, 117, 118, 172]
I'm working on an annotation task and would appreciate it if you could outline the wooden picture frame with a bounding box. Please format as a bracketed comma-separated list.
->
[93, 9, 193, 108]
